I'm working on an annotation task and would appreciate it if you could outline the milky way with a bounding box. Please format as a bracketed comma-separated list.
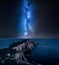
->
[21, 0, 33, 38]
[0, 0, 59, 38]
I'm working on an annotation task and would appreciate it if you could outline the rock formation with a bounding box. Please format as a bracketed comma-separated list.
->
[0, 39, 39, 65]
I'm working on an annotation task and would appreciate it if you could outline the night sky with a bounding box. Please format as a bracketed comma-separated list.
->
[0, 0, 59, 38]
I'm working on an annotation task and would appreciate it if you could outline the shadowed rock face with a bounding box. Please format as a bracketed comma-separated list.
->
[10, 39, 38, 63]
[0, 39, 39, 65]
[12, 39, 37, 51]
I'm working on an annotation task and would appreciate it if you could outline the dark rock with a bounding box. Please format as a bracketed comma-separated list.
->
[0, 39, 38, 65]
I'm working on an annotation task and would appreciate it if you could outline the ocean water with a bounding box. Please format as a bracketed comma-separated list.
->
[0, 38, 59, 48]
[0, 38, 59, 65]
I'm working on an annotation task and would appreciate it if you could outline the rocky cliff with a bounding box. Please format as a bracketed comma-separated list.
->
[0, 39, 39, 65]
